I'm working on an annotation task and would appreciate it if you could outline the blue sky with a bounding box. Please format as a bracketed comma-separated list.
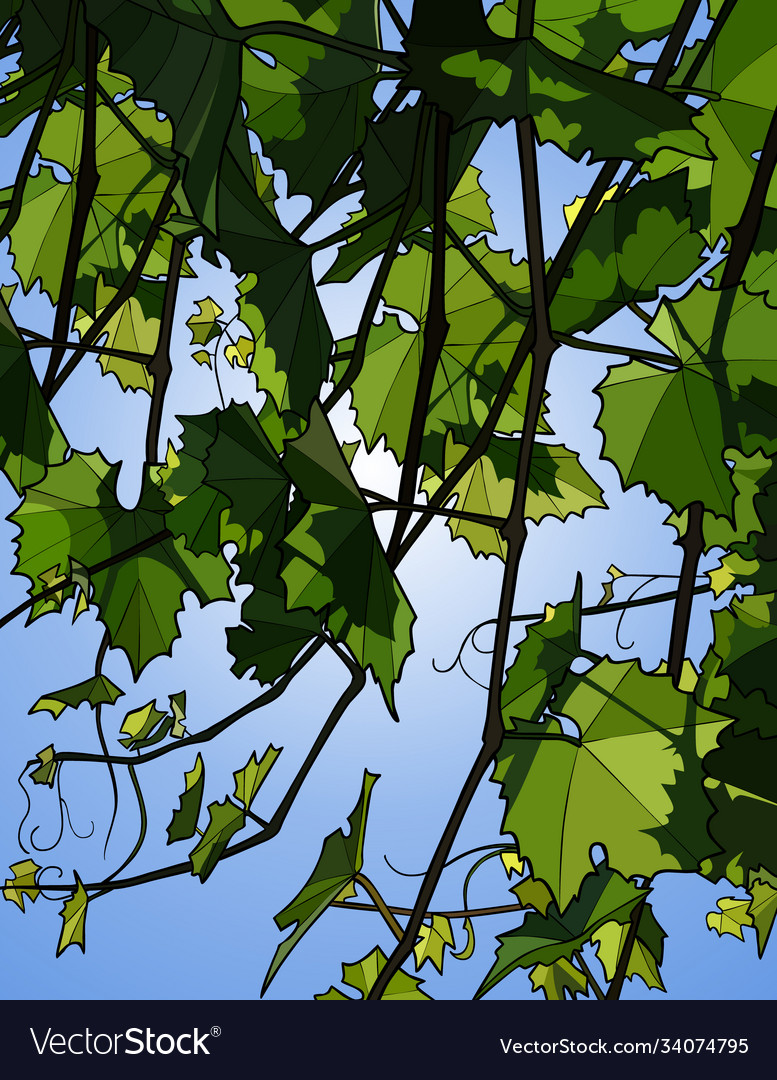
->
[0, 1, 774, 1002]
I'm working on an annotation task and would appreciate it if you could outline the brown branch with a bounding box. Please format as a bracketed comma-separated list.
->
[22, 327, 152, 365]
[145, 238, 184, 465]
[41, 24, 100, 400]
[721, 104, 777, 289]
[606, 895, 647, 999]
[386, 108, 451, 564]
[368, 115, 557, 999]
[50, 167, 179, 397]
[0, 529, 171, 632]
[324, 105, 433, 414]
[667, 501, 705, 685]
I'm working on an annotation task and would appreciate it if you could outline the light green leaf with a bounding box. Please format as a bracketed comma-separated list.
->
[414, 915, 456, 974]
[529, 957, 589, 1000]
[476, 867, 646, 998]
[493, 659, 730, 908]
[56, 874, 88, 956]
[314, 946, 432, 1001]
[3, 859, 42, 912]
[706, 896, 753, 941]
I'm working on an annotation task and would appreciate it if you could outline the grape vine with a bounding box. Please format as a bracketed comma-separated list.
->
[1, 0, 776, 1000]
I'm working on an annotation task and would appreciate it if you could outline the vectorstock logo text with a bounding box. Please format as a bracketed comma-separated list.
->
[30, 1027, 213, 1055]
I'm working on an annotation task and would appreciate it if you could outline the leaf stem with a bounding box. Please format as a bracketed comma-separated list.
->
[572, 949, 605, 1000]
[667, 501, 704, 685]
[354, 873, 404, 941]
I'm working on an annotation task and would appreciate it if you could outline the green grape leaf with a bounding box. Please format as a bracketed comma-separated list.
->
[186, 298, 224, 346]
[6, 98, 173, 308]
[350, 241, 537, 475]
[476, 866, 646, 998]
[84, 0, 241, 232]
[647, 0, 777, 245]
[73, 277, 163, 394]
[749, 874, 777, 957]
[241, 7, 379, 207]
[167, 753, 205, 844]
[554, 174, 706, 336]
[493, 659, 730, 908]
[414, 915, 456, 974]
[706, 896, 753, 941]
[118, 700, 180, 751]
[281, 407, 414, 711]
[11, 451, 232, 674]
[597, 284, 777, 516]
[707, 594, 777, 708]
[702, 711, 777, 885]
[529, 957, 589, 1000]
[232, 745, 281, 810]
[401, 8, 705, 164]
[501, 580, 583, 728]
[511, 876, 555, 916]
[56, 874, 88, 956]
[592, 906, 667, 991]
[30, 745, 57, 787]
[0, 296, 67, 493]
[262, 770, 378, 995]
[188, 798, 246, 883]
[422, 435, 604, 559]
[3, 859, 42, 912]
[177, 402, 322, 685]
[314, 946, 432, 1001]
[29, 673, 124, 720]
[156, 412, 227, 558]
[488, 0, 686, 68]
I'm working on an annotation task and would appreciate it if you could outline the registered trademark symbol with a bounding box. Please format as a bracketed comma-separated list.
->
[211, 1026, 221, 1038]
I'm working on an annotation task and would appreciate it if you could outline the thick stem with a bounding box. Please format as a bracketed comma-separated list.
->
[386, 108, 451, 564]
[368, 116, 556, 999]
[720, 103, 777, 289]
[606, 896, 647, 999]
[41, 23, 100, 400]
[51, 168, 178, 397]
[145, 239, 184, 465]
[667, 500, 704, 685]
